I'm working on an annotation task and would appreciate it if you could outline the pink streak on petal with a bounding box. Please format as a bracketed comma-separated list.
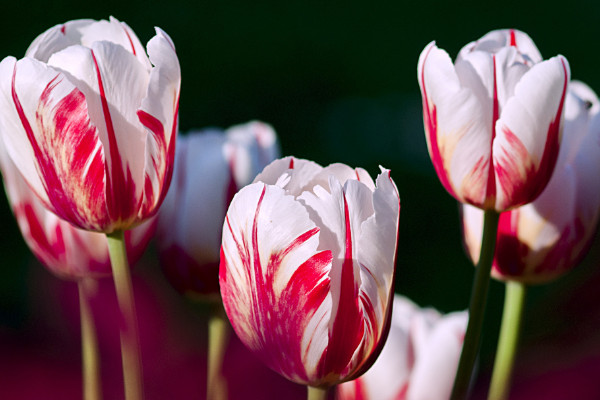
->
[91, 50, 137, 224]
[420, 46, 457, 199]
[322, 193, 364, 376]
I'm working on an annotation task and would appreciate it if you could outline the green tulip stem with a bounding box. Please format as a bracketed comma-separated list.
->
[451, 209, 501, 400]
[307, 386, 330, 400]
[488, 281, 527, 400]
[79, 278, 102, 400]
[106, 230, 143, 400]
[207, 301, 229, 400]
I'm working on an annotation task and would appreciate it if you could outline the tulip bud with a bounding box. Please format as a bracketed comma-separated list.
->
[418, 29, 570, 211]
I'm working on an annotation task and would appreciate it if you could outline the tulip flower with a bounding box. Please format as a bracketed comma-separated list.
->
[337, 295, 468, 400]
[219, 156, 400, 396]
[461, 81, 600, 284]
[0, 17, 180, 400]
[0, 16, 181, 233]
[0, 142, 155, 280]
[157, 121, 279, 297]
[418, 29, 570, 212]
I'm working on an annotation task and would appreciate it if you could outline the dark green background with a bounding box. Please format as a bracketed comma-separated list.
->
[1, 0, 600, 396]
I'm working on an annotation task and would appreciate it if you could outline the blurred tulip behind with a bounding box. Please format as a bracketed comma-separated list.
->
[338, 295, 467, 400]
[157, 121, 279, 297]
[2, 1, 600, 399]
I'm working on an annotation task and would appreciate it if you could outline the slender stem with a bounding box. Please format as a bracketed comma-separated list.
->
[207, 302, 229, 400]
[107, 230, 143, 400]
[307, 386, 329, 400]
[79, 278, 102, 400]
[451, 209, 501, 400]
[488, 281, 527, 400]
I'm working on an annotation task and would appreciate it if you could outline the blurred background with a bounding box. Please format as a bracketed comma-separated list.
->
[1, 0, 600, 398]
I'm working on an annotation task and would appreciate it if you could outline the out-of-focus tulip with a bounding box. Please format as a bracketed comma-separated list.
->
[418, 29, 570, 211]
[0, 17, 181, 233]
[462, 81, 600, 283]
[337, 295, 467, 400]
[219, 156, 400, 387]
[156, 121, 279, 297]
[0, 142, 155, 280]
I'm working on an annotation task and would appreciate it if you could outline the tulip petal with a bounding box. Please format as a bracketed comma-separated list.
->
[47, 40, 152, 226]
[407, 312, 467, 400]
[493, 55, 570, 210]
[26, 19, 95, 62]
[0, 56, 108, 230]
[254, 156, 322, 195]
[220, 182, 333, 384]
[137, 28, 181, 216]
[418, 42, 492, 207]
[79, 17, 151, 69]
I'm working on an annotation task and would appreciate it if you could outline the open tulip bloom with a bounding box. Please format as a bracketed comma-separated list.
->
[219, 156, 400, 395]
[0, 16, 181, 233]
[157, 121, 280, 297]
[338, 295, 468, 400]
[462, 81, 600, 284]
[418, 29, 570, 212]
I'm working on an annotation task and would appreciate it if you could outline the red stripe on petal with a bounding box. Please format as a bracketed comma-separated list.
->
[122, 25, 137, 56]
[420, 46, 457, 199]
[91, 50, 137, 225]
[485, 55, 499, 207]
[509, 29, 517, 47]
[289, 157, 294, 169]
[322, 193, 364, 376]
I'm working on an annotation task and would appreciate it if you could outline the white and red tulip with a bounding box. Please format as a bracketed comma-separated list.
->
[0, 17, 181, 233]
[219, 157, 400, 387]
[337, 295, 467, 400]
[156, 121, 279, 296]
[462, 81, 600, 283]
[418, 29, 570, 211]
[0, 142, 155, 280]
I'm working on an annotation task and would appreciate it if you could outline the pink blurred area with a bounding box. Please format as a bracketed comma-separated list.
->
[0, 257, 305, 400]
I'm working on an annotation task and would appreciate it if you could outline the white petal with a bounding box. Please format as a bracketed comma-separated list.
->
[25, 19, 96, 62]
[418, 42, 492, 206]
